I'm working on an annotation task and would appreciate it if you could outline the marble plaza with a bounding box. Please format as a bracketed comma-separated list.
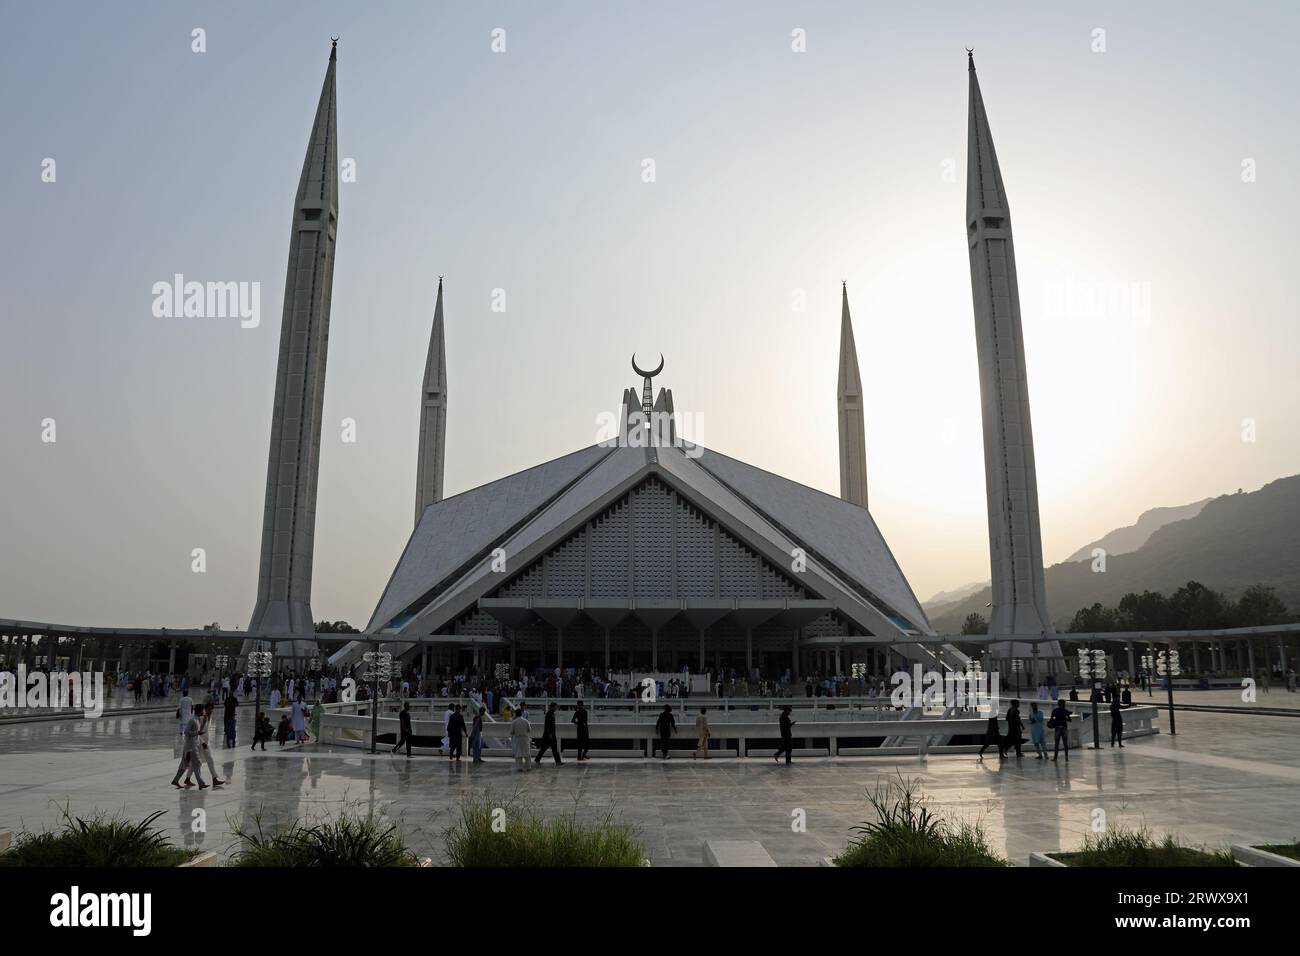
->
[1, 707, 1296, 866]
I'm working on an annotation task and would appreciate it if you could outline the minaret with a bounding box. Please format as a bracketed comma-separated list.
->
[966, 52, 1055, 644]
[246, 41, 339, 661]
[414, 278, 448, 524]
[837, 282, 869, 509]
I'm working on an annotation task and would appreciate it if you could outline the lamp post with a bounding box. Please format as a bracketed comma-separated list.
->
[214, 653, 228, 697]
[1157, 647, 1180, 736]
[362, 648, 393, 755]
[1077, 648, 1106, 749]
[247, 648, 273, 744]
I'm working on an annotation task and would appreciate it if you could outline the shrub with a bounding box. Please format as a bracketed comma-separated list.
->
[834, 775, 1006, 867]
[1258, 841, 1300, 861]
[444, 795, 645, 867]
[0, 808, 197, 867]
[1052, 827, 1235, 866]
[231, 813, 419, 867]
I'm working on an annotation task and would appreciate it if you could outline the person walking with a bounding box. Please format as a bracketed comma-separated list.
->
[534, 702, 562, 765]
[693, 706, 711, 759]
[1109, 696, 1125, 748]
[1028, 700, 1047, 759]
[290, 696, 309, 743]
[1050, 699, 1072, 762]
[470, 704, 484, 764]
[977, 712, 1005, 760]
[176, 689, 194, 738]
[511, 705, 532, 771]
[654, 704, 676, 759]
[392, 702, 414, 757]
[1003, 699, 1025, 758]
[448, 704, 467, 762]
[774, 705, 795, 764]
[170, 711, 207, 789]
[185, 702, 225, 787]
[571, 699, 590, 761]
[223, 692, 238, 748]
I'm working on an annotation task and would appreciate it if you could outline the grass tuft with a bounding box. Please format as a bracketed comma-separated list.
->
[443, 793, 645, 867]
[834, 774, 1006, 867]
[1053, 826, 1235, 867]
[0, 806, 197, 867]
[231, 812, 419, 867]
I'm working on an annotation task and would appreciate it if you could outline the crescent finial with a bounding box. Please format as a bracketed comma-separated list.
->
[631, 352, 664, 378]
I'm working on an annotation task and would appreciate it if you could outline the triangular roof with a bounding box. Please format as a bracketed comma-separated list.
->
[362, 439, 932, 641]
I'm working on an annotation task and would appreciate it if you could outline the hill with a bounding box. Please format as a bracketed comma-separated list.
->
[926, 475, 1300, 634]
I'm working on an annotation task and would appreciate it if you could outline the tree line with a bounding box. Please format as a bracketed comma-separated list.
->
[958, 581, 1289, 636]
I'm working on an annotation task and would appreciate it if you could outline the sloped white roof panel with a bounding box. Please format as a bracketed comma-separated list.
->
[691, 447, 932, 633]
[365, 444, 613, 631]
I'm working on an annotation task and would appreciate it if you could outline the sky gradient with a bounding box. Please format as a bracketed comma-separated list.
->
[2, 1, 1297, 630]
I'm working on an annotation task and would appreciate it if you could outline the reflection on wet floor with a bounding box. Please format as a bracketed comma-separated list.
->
[1, 707, 1297, 866]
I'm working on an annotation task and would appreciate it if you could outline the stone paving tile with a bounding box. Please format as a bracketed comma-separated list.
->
[1, 708, 1298, 865]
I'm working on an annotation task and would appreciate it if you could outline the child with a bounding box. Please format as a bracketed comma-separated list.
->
[275, 714, 292, 747]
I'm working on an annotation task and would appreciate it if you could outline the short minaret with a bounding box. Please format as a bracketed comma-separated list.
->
[414, 278, 448, 524]
[966, 52, 1055, 640]
[837, 282, 869, 509]
[247, 41, 339, 656]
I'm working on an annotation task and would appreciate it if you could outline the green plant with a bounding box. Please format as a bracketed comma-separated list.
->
[834, 774, 1006, 867]
[1257, 841, 1300, 861]
[0, 807, 197, 867]
[231, 812, 419, 867]
[443, 794, 645, 867]
[1053, 827, 1235, 866]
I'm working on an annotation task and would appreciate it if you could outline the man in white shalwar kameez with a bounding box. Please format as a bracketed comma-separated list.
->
[442, 704, 455, 754]
[510, 707, 532, 771]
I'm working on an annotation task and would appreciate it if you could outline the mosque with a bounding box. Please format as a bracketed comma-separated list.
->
[242, 42, 1062, 680]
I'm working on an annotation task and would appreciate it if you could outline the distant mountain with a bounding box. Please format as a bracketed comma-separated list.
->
[924, 580, 989, 608]
[926, 475, 1300, 634]
[1064, 499, 1211, 563]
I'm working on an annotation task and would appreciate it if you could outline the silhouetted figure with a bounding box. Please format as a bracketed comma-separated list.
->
[1003, 699, 1025, 757]
[654, 704, 676, 758]
[978, 713, 1005, 760]
[1109, 697, 1124, 748]
[392, 702, 413, 757]
[535, 702, 562, 765]
[448, 704, 466, 762]
[572, 700, 590, 761]
[774, 706, 795, 763]
[1050, 701, 1072, 762]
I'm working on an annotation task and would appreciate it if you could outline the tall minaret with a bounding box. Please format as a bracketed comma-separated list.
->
[414, 278, 448, 524]
[966, 52, 1055, 645]
[837, 282, 869, 509]
[246, 41, 340, 661]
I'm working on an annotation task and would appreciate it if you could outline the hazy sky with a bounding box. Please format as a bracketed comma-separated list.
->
[2, 1, 1297, 630]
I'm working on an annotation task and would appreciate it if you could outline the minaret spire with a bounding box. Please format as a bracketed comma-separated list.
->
[965, 56, 1057, 651]
[414, 277, 448, 524]
[246, 43, 340, 664]
[837, 282, 869, 509]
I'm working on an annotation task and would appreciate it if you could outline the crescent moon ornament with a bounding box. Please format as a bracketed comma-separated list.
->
[631, 352, 664, 378]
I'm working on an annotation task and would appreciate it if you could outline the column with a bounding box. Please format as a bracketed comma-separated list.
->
[745, 628, 753, 674]
[1126, 641, 1135, 681]
[1191, 640, 1200, 675]
[650, 628, 657, 672]
[557, 626, 564, 672]
[791, 628, 800, 681]
[603, 628, 611, 672]
[168, 641, 177, 675]
[698, 628, 706, 673]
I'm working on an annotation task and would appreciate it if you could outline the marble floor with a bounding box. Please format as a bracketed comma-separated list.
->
[0, 707, 1296, 866]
